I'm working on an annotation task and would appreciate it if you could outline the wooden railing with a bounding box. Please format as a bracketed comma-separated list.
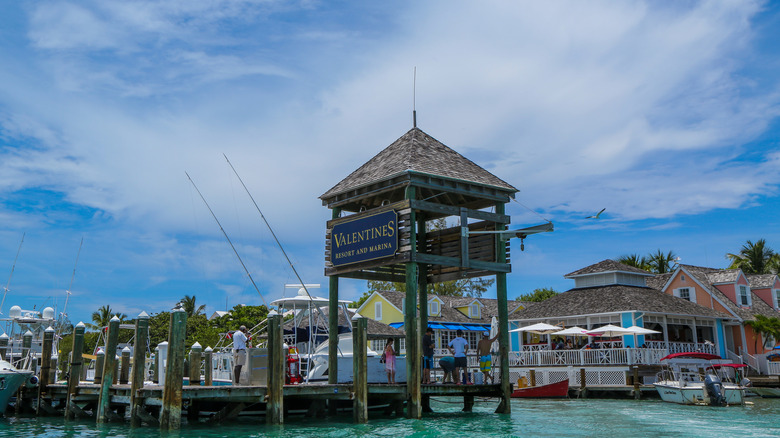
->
[509, 348, 668, 367]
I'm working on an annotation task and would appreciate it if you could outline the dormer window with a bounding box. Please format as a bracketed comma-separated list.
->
[674, 287, 696, 303]
[738, 285, 751, 306]
[429, 300, 440, 316]
[469, 303, 480, 319]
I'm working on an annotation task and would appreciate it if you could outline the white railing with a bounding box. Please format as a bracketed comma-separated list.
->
[644, 341, 716, 355]
[744, 351, 760, 373]
[509, 348, 667, 367]
[768, 361, 780, 376]
[519, 341, 624, 351]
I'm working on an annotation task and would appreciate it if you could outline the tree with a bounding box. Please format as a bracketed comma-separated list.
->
[180, 294, 207, 318]
[744, 315, 780, 352]
[616, 254, 650, 271]
[518, 287, 559, 302]
[646, 250, 678, 274]
[726, 239, 780, 274]
[88, 305, 128, 330]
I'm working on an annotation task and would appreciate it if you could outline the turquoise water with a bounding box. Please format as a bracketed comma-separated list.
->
[2, 397, 779, 437]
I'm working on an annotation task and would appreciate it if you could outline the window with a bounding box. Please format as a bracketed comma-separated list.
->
[469, 303, 480, 319]
[739, 285, 750, 306]
[681, 275, 685, 282]
[674, 287, 695, 303]
[375, 302, 382, 321]
[429, 300, 440, 316]
[774, 290, 780, 310]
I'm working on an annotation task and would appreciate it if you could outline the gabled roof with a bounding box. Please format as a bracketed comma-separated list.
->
[678, 264, 780, 321]
[283, 307, 404, 339]
[646, 272, 672, 291]
[746, 274, 778, 289]
[320, 127, 517, 200]
[565, 259, 654, 278]
[511, 284, 729, 320]
[370, 290, 525, 324]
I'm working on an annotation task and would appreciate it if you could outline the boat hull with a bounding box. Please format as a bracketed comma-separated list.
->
[750, 387, 780, 398]
[511, 379, 569, 398]
[0, 369, 34, 414]
[653, 381, 744, 405]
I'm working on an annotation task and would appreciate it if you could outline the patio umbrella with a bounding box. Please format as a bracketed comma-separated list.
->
[509, 322, 561, 334]
[624, 325, 660, 347]
[587, 324, 634, 337]
[552, 326, 589, 348]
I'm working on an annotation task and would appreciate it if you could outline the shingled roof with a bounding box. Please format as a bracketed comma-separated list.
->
[320, 127, 517, 200]
[678, 264, 780, 321]
[511, 284, 729, 320]
[746, 274, 777, 289]
[565, 259, 654, 278]
[373, 290, 528, 325]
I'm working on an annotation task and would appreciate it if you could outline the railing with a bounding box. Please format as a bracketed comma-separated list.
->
[644, 341, 717, 355]
[509, 348, 667, 367]
[518, 340, 623, 351]
[768, 361, 780, 376]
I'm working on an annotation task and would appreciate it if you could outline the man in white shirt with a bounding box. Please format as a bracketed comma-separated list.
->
[233, 325, 248, 384]
[448, 329, 471, 385]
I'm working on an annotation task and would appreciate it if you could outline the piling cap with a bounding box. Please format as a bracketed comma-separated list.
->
[351, 312, 364, 321]
[0, 333, 8, 339]
[96, 349, 105, 356]
[204, 346, 213, 352]
[110, 315, 120, 322]
[76, 321, 85, 328]
[138, 311, 150, 319]
[122, 346, 131, 353]
[192, 342, 202, 348]
[45, 326, 55, 333]
[268, 309, 278, 317]
[24, 330, 33, 337]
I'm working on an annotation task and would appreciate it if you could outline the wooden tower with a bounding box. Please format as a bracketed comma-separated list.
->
[320, 126, 519, 416]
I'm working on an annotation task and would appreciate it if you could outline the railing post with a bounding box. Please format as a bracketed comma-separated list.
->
[65, 322, 85, 420]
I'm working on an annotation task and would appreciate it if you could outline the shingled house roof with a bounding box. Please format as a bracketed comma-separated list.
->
[511, 284, 729, 320]
[746, 274, 777, 289]
[373, 290, 528, 325]
[565, 259, 654, 278]
[646, 272, 672, 290]
[320, 127, 517, 200]
[678, 264, 780, 321]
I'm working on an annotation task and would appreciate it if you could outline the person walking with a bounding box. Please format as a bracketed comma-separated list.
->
[477, 329, 499, 384]
[422, 327, 435, 384]
[448, 329, 471, 385]
[232, 325, 249, 384]
[384, 337, 396, 384]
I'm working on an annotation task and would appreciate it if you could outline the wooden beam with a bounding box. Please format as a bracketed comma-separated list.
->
[409, 199, 511, 224]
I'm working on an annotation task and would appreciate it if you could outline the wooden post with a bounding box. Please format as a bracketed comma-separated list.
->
[417, 215, 428, 333]
[97, 316, 121, 423]
[94, 349, 105, 384]
[36, 326, 55, 414]
[21, 330, 33, 368]
[633, 366, 640, 399]
[405, 184, 421, 419]
[328, 207, 341, 416]
[189, 342, 202, 386]
[113, 357, 119, 385]
[352, 315, 368, 423]
[580, 368, 587, 398]
[0, 333, 8, 361]
[65, 322, 85, 420]
[159, 309, 187, 430]
[130, 311, 149, 427]
[267, 312, 284, 425]
[120, 347, 131, 384]
[494, 202, 511, 414]
[529, 369, 536, 387]
[204, 347, 213, 386]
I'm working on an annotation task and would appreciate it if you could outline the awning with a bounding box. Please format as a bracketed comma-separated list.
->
[464, 325, 490, 331]
[389, 322, 404, 328]
[443, 323, 467, 331]
[428, 323, 447, 330]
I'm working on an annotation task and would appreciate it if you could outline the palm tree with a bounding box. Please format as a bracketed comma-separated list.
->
[647, 250, 678, 274]
[616, 254, 650, 271]
[726, 239, 780, 274]
[88, 305, 128, 330]
[181, 295, 206, 318]
[744, 315, 780, 352]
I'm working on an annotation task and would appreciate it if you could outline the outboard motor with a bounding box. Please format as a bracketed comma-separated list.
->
[705, 374, 726, 406]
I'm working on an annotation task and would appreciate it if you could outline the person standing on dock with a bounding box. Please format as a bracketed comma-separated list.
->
[422, 327, 435, 384]
[448, 329, 471, 385]
[233, 325, 248, 384]
[384, 337, 396, 384]
[477, 329, 499, 384]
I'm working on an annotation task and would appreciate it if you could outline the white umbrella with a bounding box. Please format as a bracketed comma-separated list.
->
[552, 326, 590, 336]
[586, 324, 634, 337]
[624, 325, 661, 347]
[509, 322, 560, 334]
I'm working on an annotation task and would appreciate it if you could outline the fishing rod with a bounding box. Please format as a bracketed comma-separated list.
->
[62, 237, 83, 319]
[222, 154, 339, 344]
[1, 232, 25, 315]
[186, 172, 269, 308]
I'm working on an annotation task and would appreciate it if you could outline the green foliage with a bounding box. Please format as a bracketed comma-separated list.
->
[616, 254, 650, 271]
[87, 305, 128, 330]
[518, 287, 559, 302]
[614, 250, 678, 274]
[745, 315, 780, 351]
[726, 239, 780, 274]
[350, 291, 373, 309]
[180, 295, 207, 318]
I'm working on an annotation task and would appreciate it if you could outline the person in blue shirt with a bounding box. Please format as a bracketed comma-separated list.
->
[448, 329, 471, 385]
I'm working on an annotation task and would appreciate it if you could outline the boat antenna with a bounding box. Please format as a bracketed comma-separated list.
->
[62, 237, 83, 319]
[222, 155, 328, 320]
[1, 232, 25, 315]
[186, 172, 269, 308]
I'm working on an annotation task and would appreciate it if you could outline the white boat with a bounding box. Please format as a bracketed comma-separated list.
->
[653, 352, 747, 406]
[750, 387, 780, 398]
[0, 359, 36, 413]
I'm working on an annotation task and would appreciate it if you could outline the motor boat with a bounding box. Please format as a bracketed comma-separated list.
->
[0, 359, 36, 414]
[653, 352, 746, 406]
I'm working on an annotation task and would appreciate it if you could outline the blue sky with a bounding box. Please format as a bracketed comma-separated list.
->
[2, 1, 780, 328]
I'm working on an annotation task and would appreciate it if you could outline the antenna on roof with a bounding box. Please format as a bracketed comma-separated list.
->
[413, 66, 417, 128]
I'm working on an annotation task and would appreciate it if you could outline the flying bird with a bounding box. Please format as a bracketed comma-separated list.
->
[585, 208, 606, 219]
